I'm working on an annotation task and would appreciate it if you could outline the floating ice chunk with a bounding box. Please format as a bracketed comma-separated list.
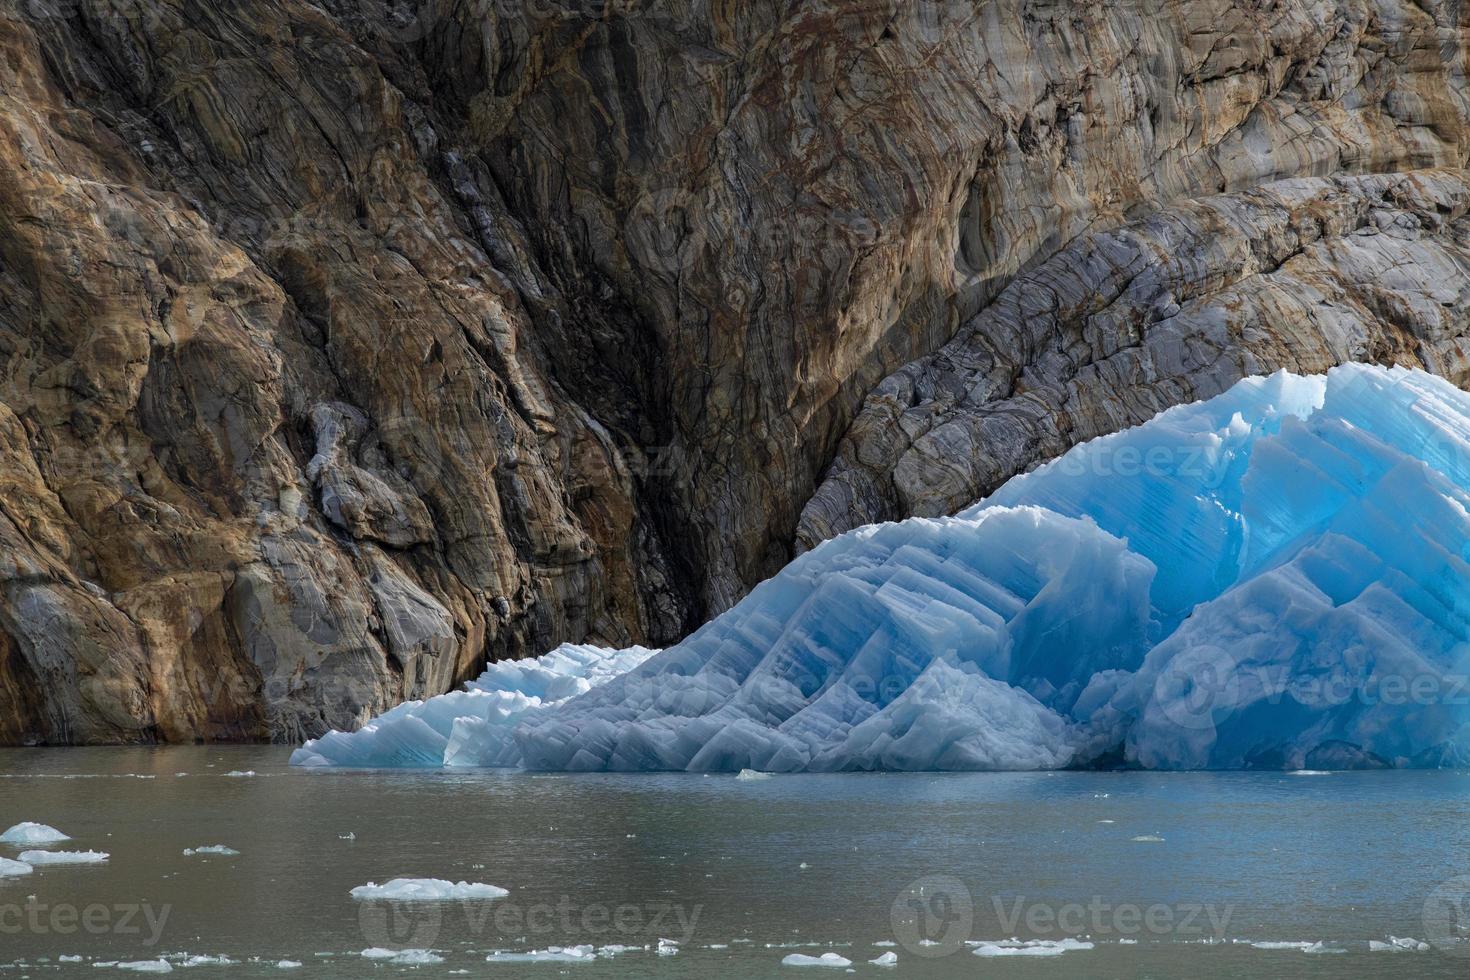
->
[780, 952, 852, 967]
[174, 955, 235, 966]
[182, 846, 239, 857]
[18, 849, 108, 864]
[870, 951, 898, 966]
[735, 769, 771, 780]
[486, 945, 597, 963]
[971, 939, 1094, 957]
[1370, 936, 1430, 952]
[296, 365, 1470, 773]
[115, 962, 172, 973]
[0, 857, 32, 877]
[276, 961, 302, 969]
[1130, 835, 1165, 842]
[361, 948, 443, 964]
[1248, 940, 1345, 953]
[0, 822, 69, 845]
[350, 878, 508, 901]
[656, 938, 679, 956]
[222, 771, 255, 778]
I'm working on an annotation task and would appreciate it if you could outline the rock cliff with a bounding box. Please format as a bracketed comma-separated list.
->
[1, 0, 1469, 743]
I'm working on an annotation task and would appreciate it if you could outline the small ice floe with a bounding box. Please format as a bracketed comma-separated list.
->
[1370, 936, 1430, 952]
[1130, 835, 1165, 842]
[0, 857, 33, 877]
[872, 941, 896, 948]
[735, 769, 771, 781]
[798, 862, 810, 870]
[970, 939, 1095, 957]
[174, 955, 236, 967]
[350, 878, 508, 901]
[18, 849, 108, 865]
[486, 945, 597, 963]
[0, 822, 69, 845]
[276, 961, 302, 969]
[115, 961, 173, 973]
[780, 952, 852, 967]
[361, 948, 444, 965]
[60, 955, 84, 963]
[223, 771, 256, 778]
[182, 846, 240, 857]
[1097, 819, 1115, 824]
[870, 951, 898, 966]
[1248, 940, 1346, 954]
[1289, 770, 1332, 776]
[598, 945, 645, 956]
[339, 832, 355, 841]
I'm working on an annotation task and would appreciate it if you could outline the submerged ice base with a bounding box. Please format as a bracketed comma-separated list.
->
[294, 365, 1470, 772]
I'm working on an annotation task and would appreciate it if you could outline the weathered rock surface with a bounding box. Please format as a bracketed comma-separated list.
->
[799, 169, 1470, 544]
[1, 0, 1469, 743]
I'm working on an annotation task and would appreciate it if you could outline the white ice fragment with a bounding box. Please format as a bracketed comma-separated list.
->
[276, 961, 302, 969]
[182, 846, 239, 857]
[1130, 835, 1165, 842]
[780, 952, 852, 967]
[115, 962, 172, 973]
[486, 945, 597, 963]
[19, 849, 108, 865]
[361, 948, 442, 964]
[971, 939, 1094, 957]
[870, 951, 898, 966]
[350, 878, 508, 901]
[735, 769, 771, 780]
[1370, 936, 1430, 952]
[0, 822, 69, 845]
[0, 857, 33, 877]
[222, 771, 255, 778]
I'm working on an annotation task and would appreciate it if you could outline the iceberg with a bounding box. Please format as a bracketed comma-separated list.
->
[349, 878, 508, 901]
[295, 365, 1470, 772]
[780, 952, 853, 967]
[0, 857, 32, 876]
[0, 822, 69, 845]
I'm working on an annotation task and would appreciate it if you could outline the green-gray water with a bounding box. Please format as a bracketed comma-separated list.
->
[2, 747, 1469, 977]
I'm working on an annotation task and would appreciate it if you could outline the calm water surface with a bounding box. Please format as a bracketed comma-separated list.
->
[2, 747, 1469, 977]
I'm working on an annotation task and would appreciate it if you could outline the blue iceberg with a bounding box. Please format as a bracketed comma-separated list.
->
[294, 364, 1470, 771]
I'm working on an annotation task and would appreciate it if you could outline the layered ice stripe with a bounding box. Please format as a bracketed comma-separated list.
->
[514, 507, 1154, 772]
[296, 364, 1470, 771]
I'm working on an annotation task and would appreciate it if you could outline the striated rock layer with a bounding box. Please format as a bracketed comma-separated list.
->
[1, 0, 1469, 742]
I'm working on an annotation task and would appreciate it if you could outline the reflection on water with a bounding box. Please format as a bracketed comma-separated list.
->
[1, 747, 1469, 977]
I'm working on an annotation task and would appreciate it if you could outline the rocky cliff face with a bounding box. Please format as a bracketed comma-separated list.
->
[2, 0, 1469, 744]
